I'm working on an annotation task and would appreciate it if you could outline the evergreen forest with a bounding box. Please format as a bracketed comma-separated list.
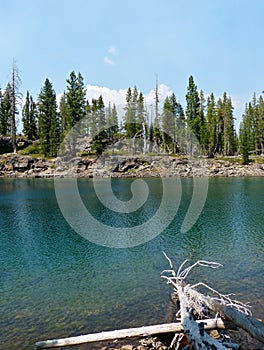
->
[0, 68, 263, 165]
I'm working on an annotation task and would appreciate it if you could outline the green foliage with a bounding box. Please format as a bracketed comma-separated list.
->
[239, 92, 264, 159]
[216, 92, 237, 156]
[241, 133, 250, 165]
[59, 92, 67, 133]
[22, 91, 38, 140]
[106, 103, 119, 140]
[123, 86, 146, 139]
[6, 62, 264, 164]
[90, 96, 107, 156]
[123, 87, 135, 138]
[122, 86, 148, 153]
[18, 141, 42, 156]
[37, 78, 60, 157]
[205, 93, 217, 156]
[162, 93, 184, 153]
[186, 75, 201, 141]
[64, 71, 86, 130]
[57, 72, 87, 156]
[0, 83, 12, 135]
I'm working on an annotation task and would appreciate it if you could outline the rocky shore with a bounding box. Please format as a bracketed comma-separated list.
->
[1, 153, 264, 178]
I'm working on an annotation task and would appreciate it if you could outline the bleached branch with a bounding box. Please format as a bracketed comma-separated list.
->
[161, 254, 264, 348]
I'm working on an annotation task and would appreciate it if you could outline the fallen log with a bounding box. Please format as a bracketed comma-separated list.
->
[35, 318, 233, 349]
[190, 289, 264, 344]
[177, 285, 228, 349]
[161, 254, 264, 349]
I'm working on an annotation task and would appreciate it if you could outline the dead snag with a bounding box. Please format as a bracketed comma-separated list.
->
[161, 253, 258, 349]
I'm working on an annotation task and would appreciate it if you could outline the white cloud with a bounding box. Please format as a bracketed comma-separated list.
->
[55, 83, 173, 121]
[108, 46, 118, 55]
[103, 46, 118, 65]
[103, 56, 114, 65]
[145, 83, 173, 105]
[85, 84, 127, 106]
[84, 83, 173, 122]
[85, 83, 172, 107]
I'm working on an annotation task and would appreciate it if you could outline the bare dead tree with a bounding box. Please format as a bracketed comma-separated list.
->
[142, 121, 147, 154]
[10, 59, 22, 153]
[161, 253, 263, 349]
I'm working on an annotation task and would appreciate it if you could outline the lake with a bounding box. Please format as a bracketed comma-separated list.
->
[0, 177, 264, 349]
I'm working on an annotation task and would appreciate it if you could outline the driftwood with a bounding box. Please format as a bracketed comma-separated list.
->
[35, 318, 233, 349]
[189, 288, 264, 344]
[161, 253, 264, 349]
[176, 286, 228, 349]
[35, 255, 264, 349]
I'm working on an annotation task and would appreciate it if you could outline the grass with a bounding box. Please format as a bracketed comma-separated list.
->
[215, 156, 242, 163]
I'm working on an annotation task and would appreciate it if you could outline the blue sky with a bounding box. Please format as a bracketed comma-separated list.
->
[1, 0, 264, 129]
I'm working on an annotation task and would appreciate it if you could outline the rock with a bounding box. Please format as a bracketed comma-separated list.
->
[4, 161, 14, 171]
[56, 166, 67, 172]
[34, 159, 49, 170]
[13, 157, 34, 172]
[120, 345, 134, 350]
[1, 153, 264, 178]
[0, 137, 13, 154]
[69, 157, 83, 166]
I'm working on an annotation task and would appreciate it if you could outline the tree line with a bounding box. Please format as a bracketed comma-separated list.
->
[0, 68, 263, 163]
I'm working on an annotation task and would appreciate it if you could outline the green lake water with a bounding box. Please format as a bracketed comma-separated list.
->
[0, 177, 264, 349]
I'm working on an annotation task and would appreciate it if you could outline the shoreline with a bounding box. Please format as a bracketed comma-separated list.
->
[1, 153, 264, 179]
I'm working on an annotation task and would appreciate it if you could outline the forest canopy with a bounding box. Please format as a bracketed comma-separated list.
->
[0, 69, 263, 164]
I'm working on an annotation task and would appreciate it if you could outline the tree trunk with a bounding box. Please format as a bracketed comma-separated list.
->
[35, 318, 233, 349]
[177, 285, 229, 349]
[190, 290, 264, 344]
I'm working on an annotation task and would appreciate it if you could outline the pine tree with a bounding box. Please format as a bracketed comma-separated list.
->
[137, 92, 145, 127]
[205, 93, 217, 157]
[37, 78, 60, 157]
[124, 87, 136, 138]
[84, 99, 91, 135]
[218, 92, 236, 156]
[216, 93, 237, 156]
[60, 71, 86, 155]
[64, 71, 86, 129]
[198, 90, 206, 149]
[239, 93, 264, 156]
[162, 94, 185, 153]
[239, 98, 257, 156]
[251, 92, 259, 153]
[97, 95, 106, 133]
[216, 97, 224, 154]
[90, 96, 107, 156]
[185, 75, 201, 142]
[0, 83, 12, 136]
[162, 96, 175, 152]
[90, 98, 98, 138]
[239, 113, 250, 164]
[169, 93, 185, 153]
[256, 95, 264, 154]
[106, 102, 119, 140]
[22, 91, 38, 140]
[59, 92, 67, 134]
[225, 95, 237, 155]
